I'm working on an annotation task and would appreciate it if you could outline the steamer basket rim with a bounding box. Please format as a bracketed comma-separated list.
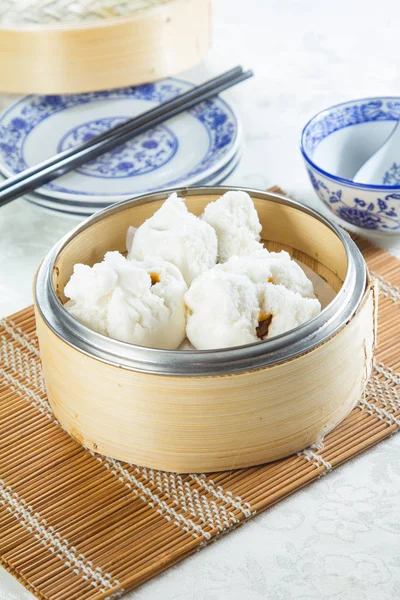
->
[34, 185, 367, 376]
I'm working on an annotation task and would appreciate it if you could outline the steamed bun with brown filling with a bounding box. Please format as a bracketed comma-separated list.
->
[127, 193, 218, 285]
[217, 249, 316, 298]
[64, 251, 187, 349]
[185, 270, 260, 349]
[185, 250, 321, 350]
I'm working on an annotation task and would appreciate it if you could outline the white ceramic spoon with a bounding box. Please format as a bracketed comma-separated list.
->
[353, 119, 400, 185]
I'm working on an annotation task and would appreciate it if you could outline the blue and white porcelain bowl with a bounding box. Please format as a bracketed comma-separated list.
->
[301, 97, 400, 233]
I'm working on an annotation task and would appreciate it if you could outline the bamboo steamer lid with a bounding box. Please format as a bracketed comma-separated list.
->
[0, 0, 212, 94]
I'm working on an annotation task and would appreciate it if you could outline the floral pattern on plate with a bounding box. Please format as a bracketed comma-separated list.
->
[58, 118, 179, 179]
[0, 79, 239, 199]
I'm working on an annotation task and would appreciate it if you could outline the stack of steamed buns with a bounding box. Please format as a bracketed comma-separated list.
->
[64, 191, 321, 350]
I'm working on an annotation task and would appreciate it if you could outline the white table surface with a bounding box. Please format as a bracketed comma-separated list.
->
[1, 0, 400, 598]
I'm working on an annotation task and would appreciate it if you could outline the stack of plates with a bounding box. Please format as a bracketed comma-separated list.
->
[0, 77, 241, 217]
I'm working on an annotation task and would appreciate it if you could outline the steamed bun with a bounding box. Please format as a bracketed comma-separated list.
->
[200, 190, 263, 261]
[128, 193, 218, 285]
[64, 251, 187, 349]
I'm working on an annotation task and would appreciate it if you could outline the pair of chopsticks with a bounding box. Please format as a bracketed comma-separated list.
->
[0, 66, 253, 209]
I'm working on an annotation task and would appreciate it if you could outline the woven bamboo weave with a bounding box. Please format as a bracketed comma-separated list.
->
[0, 0, 172, 25]
[0, 205, 399, 598]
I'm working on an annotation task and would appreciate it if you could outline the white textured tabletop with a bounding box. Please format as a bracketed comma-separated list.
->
[1, 0, 400, 598]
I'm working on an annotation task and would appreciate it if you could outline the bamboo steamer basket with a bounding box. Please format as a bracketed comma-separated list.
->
[0, 0, 211, 94]
[34, 187, 376, 473]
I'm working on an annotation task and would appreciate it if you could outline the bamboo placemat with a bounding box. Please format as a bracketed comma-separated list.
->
[1, 197, 400, 599]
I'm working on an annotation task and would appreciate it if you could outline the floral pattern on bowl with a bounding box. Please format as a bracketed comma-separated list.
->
[307, 168, 400, 231]
[383, 162, 400, 186]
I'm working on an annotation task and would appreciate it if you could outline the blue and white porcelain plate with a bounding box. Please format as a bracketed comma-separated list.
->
[0, 78, 240, 202]
[23, 150, 242, 217]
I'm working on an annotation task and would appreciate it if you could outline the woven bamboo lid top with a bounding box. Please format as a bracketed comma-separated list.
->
[0, 0, 173, 26]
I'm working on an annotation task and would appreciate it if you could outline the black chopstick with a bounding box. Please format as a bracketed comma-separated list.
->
[0, 67, 253, 208]
[0, 66, 244, 194]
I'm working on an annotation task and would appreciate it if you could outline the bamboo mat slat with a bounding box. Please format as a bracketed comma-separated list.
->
[1, 189, 400, 599]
